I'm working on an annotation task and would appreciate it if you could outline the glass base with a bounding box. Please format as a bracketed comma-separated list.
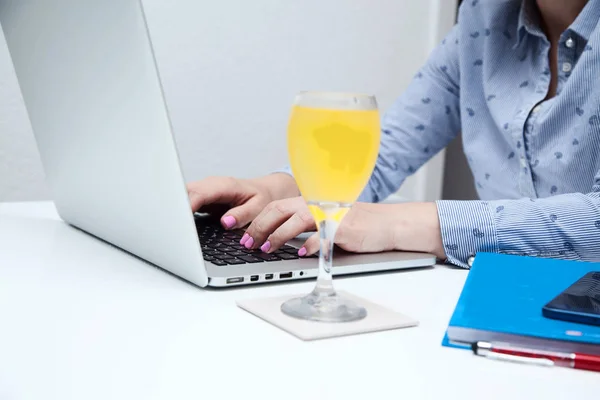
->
[281, 290, 367, 323]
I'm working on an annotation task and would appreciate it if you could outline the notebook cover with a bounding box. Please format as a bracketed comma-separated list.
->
[441, 332, 471, 350]
[442, 253, 600, 351]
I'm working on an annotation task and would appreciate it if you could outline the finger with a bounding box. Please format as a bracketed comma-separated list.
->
[196, 204, 231, 219]
[222, 197, 265, 230]
[299, 232, 320, 256]
[261, 211, 316, 253]
[243, 199, 298, 248]
[186, 177, 242, 212]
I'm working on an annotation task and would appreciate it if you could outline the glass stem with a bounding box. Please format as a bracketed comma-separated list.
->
[313, 216, 338, 297]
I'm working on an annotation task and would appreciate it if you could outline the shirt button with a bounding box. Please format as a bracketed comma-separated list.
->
[467, 255, 475, 268]
[565, 37, 575, 48]
[562, 62, 572, 72]
[520, 158, 527, 167]
[532, 105, 541, 113]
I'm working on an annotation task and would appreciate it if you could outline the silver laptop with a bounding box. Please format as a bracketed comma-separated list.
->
[0, 0, 435, 287]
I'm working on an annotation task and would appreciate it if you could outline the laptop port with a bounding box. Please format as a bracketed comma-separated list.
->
[226, 277, 244, 284]
[279, 272, 293, 279]
[265, 274, 274, 280]
[250, 275, 259, 282]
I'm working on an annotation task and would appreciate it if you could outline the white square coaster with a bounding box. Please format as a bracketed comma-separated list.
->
[236, 291, 418, 341]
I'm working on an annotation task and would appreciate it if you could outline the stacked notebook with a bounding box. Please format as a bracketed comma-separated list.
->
[443, 253, 600, 354]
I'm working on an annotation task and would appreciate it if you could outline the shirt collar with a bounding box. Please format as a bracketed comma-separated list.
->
[569, 0, 600, 41]
[514, 0, 600, 49]
[514, 0, 544, 49]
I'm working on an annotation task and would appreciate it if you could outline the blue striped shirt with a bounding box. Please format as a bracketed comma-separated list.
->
[357, 0, 600, 267]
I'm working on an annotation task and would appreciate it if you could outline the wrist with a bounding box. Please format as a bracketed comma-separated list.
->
[390, 202, 446, 258]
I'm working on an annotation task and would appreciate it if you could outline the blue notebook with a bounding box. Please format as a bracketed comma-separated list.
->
[443, 253, 600, 354]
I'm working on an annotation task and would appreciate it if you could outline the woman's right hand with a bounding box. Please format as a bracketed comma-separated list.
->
[186, 173, 299, 230]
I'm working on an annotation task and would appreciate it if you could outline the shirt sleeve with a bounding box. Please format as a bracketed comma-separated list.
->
[359, 24, 462, 203]
[436, 177, 600, 267]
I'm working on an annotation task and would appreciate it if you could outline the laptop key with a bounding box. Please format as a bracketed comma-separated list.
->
[282, 248, 300, 255]
[277, 252, 299, 260]
[238, 255, 264, 263]
[227, 250, 246, 257]
[224, 258, 246, 265]
[215, 254, 235, 260]
[222, 240, 240, 246]
[210, 259, 228, 266]
[256, 253, 281, 262]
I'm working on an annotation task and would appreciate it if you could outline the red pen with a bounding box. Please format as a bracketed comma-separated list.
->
[472, 341, 600, 372]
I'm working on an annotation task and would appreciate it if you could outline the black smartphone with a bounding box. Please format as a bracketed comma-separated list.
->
[542, 271, 600, 326]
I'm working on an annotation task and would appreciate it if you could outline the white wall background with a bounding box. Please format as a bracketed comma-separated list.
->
[0, 0, 457, 202]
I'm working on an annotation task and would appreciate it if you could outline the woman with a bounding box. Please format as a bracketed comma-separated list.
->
[187, 0, 600, 267]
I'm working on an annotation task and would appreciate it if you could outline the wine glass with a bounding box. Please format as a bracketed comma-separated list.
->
[281, 91, 381, 322]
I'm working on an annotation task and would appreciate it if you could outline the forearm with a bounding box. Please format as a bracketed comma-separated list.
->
[252, 172, 299, 201]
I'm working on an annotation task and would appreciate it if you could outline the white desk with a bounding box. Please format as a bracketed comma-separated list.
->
[1, 202, 598, 400]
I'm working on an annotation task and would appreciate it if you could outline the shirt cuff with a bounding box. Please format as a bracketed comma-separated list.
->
[273, 166, 294, 177]
[435, 200, 499, 268]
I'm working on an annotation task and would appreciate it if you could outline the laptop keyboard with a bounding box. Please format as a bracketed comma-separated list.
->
[196, 221, 311, 266]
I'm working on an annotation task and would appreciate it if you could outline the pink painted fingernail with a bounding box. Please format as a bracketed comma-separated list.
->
[261, 241, 271, 253]
[240, 233, 250, 245]
[222, 215, 236, 229]
[298, 247, 307, 257]
[244, 237, 255, 249]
